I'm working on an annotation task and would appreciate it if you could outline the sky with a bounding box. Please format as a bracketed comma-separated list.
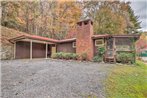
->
[128, 0, 147, 31]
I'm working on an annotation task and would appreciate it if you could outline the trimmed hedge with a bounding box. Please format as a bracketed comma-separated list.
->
[116, 52, 135, 64]
[51, 52, 78, 60]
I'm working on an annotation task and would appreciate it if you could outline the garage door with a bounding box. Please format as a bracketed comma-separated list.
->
[32, 42, 46, 58]
[16, 41, 30, 59]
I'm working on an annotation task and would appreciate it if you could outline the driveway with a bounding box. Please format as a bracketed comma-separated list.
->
[1, 59, 115, 98]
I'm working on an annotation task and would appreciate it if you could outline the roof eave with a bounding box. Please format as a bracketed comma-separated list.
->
[58, 38, 76, 43]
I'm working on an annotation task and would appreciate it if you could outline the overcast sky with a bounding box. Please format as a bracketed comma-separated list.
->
[128, 0, 147, 31]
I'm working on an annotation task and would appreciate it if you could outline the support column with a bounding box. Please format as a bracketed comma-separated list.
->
[14, 42, 16, 59]
[113, 38, 116, 62]
[30, 40, 32, 59]
[46, 43, 48, 59]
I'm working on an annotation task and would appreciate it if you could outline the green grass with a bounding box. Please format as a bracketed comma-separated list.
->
[106, 60, 147, 98]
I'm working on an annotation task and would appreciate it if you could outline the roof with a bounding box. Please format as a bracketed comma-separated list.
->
[9, 34, 59, 43]
[59, 38, 76, 43]
[112, 34, 140, 38]
[10, 33, 140, 44]
[9, 34, 76, 43]
[92, 34, 111, 39]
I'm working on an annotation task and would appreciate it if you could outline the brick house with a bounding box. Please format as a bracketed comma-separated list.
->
[9, 19, 139, 62]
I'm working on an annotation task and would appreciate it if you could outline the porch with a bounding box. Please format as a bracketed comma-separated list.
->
[93, 35, 139, 63]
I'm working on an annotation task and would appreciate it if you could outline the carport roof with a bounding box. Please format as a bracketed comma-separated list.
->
[9, 34, 59, 43]
[9, 34, 76, 43]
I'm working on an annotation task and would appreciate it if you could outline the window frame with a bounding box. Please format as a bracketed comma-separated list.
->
[72, 42, 76, 48]
[95, 39, 104, 47]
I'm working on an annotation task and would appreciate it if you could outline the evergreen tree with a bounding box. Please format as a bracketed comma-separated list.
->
[126, 4, 141, 33]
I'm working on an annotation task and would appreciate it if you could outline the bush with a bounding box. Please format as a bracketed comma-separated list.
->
[116, 52, 135, 64]
[93, 55, 103, 62]
[52, 52, 62, 59]
[93, 46, 105, 62]
[71, 53, 79, 60]
[51, 52, 78, 60]
[81, 53, 87, 61]
[98, 47, 105, 56]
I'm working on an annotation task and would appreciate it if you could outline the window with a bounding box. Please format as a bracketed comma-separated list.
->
[84, 21, 88, 25]
[73, 42, 76, 48]
[77, 22, 82, 26]
[95, 39, 104, 46]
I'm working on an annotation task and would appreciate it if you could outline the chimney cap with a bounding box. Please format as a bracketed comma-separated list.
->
[77, 19, 93, 24]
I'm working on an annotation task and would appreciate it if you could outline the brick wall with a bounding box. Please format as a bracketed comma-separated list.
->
[76, 19, 94, 60]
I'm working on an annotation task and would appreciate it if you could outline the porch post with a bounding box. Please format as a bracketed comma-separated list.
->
[113, 38, 116, 49]
[30, 40, 32, 59]
[14, 42, 16, 59]
[46, 43, 48, 59]
[113, 37, 116, 62]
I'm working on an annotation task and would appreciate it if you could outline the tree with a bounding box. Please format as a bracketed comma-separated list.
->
[125, 4, 141, 33]
[81, 0, 141, 34]
[1, 0, 141, 38]
[1, 0, 82, 39]
[1, 1, 21, 29]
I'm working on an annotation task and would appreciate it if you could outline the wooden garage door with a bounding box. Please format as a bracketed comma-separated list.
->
[16, 41, 30, 59]
[32, 42, 46, 58]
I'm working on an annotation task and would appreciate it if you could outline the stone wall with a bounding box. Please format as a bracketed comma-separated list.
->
[1, 43, 14, 60]
[1, 26, 25, 60]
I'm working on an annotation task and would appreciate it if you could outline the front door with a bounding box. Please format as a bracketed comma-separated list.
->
[51, 44, 56, 57]
[104, 38, 116, 62]
[106, 38, 114, 57]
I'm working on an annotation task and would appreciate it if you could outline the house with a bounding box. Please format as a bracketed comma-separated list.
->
[136, 33, 147, 61]
[9, 19, 139, 62]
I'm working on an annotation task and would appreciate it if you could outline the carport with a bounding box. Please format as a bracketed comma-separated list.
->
[9, 34, 58, 59]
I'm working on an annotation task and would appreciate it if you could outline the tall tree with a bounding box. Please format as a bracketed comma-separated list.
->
[81, 0, 141, 34]
[1, 1, 20, 29]
[1, 0, 141, 38]
[1, 0, 82, 39]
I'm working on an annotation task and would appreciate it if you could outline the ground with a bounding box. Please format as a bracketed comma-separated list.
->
[106, 61, 147, 98]
[1, 26, 26, 60]
[1, 59, 114, 98]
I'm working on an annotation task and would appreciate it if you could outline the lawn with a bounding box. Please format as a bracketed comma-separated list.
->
[106, 60, 147, 98]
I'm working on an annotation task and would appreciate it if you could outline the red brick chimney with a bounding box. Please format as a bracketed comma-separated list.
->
[76, 19, 94, 60]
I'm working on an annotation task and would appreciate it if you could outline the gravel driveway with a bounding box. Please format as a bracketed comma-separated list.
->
[1, 59, 115, 98]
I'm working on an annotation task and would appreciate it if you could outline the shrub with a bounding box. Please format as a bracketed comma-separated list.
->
[51, 52, 78, 60]
[93, 55, 103, 62]
[71, 53, 79, 60]
[81, 53, 87, 61]
[93, 46, 105, 62]
[52, 52, 62, 59]
[98, 47, 105, 56]
[116, 52, 135, 64]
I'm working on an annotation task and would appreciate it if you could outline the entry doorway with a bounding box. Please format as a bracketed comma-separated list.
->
[47, 45, 51, 57]
[47, 44, 56, 58]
